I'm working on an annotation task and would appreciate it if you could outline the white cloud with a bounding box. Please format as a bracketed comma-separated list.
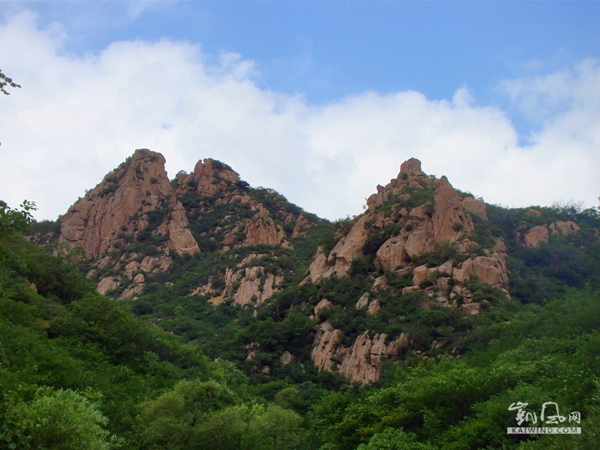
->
[1, 11, 599, 222]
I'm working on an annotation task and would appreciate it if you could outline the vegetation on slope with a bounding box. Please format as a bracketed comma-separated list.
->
[5, 190, 600, 449]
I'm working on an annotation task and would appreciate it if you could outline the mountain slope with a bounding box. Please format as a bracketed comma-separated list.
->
[16, 148, 600, 449]
[31, 150, 600, 386]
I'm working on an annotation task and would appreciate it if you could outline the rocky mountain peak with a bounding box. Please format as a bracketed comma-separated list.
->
[398, 157, 425, 179]
[176, 158, 242, 198]
[306, 157, 511, 383]
[58, 149, 199, 296]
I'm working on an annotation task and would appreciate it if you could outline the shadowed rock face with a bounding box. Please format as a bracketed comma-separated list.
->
[60, 149, 199, 259]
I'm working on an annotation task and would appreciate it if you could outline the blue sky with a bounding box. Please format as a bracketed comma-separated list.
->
[21, 2, 600, 103]
[1, 1, 599, 220]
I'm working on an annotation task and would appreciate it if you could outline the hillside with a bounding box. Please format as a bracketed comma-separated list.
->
[7, 148, 600, 448]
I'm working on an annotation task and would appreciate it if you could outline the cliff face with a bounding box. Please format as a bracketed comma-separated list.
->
[60, 149, 199, 259]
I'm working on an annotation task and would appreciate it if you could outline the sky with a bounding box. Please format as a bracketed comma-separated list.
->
[0, 1, 599, 222]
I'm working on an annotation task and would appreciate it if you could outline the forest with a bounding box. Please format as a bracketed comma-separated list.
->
[2, 180, 600, 449]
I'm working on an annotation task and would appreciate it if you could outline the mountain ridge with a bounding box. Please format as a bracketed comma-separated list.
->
[32, 148, 593, 384]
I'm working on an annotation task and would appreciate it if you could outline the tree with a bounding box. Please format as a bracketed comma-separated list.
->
[16, 388, 117, 450]
[0, 70, 20, 95]
[0, 201, 36, 237]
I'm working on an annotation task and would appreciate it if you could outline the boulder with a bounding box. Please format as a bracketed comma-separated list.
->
[375, 237, 409, 271]
[523, 226, 549, 248]
[550, 220, 580, 236]
[367, 300, 381, 316]
[356, 292, 370, 309]
[453, 256, 508, 289]
[97, 276, 119, 295]
[280, 351, 294, 365]
[413, 265, 429, 286]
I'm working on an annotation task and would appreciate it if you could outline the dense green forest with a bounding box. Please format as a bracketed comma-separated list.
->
[3, 192, 600, 449]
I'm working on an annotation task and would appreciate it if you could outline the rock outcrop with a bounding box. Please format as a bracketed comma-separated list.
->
[522, 225, 550, 248]
[311, 322, 342, 373]
[57, 150, 321, 300]
[59, 149, 201, 298]
[60, 149, 199, 260]
[311, 325, 415, 385]
[306, 158, 514, 383]
[177, 158, 242, 197]
[304, 215, 370, 282]
[519, 220, 580, 248]
[305, 158, 508, 308]
[191, 254, 284, 306]
[338, 332, 387, 384]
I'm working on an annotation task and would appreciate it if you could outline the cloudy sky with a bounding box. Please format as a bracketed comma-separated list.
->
[1, 1, 599, 221]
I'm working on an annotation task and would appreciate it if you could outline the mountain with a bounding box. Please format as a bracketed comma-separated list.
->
[42, 149, 328, 303]
[33, 149, 596, 385]
[12, 148, 600, 449]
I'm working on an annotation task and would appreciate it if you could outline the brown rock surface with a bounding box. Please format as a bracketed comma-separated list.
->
[367, 300, 381, 316]
[60, 149, 199, 259]
[338, 332, 388, 384]
[97, 276, 119, 295]
[375, 237, 409, 271]
[179, 158, 241, 197]
[523, 226, 549, 248]
[304, 216, 370, 282]
[453, 255, 508, 289]
[550, 220, 580, 236]
[356, 292, 370, 309]
[461, 196, 488, 219]
[280, 351, 294, 365]
[385, 333, 414, 358]
[140, 255, 172, 273]
[432, 176, 474, 243]
[412, 265, 428, 286]
[244, 218, 286, 246]
[311, 321, 342, 373]
[222, 265, 283, 306]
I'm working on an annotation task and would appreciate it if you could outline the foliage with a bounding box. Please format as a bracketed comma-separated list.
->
[305, 288, 600, 449]
[30, 219, 61, 235]
[0, 70, 20, 95]
[357, 428, 435, 450]
[0, 201, 35, 237]
[6, 172, 600, 450]
[15, 388, 117, 450]
[412, 241, 461, 267]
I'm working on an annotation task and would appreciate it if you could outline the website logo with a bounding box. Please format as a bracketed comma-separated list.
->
[507, 401, 581, 435]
